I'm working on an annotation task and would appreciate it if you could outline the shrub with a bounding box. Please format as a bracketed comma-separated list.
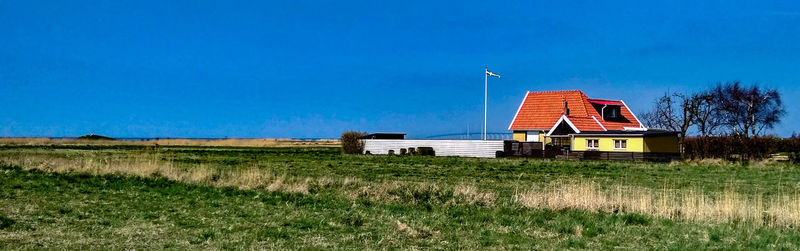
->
[683, 135, 800, 161]
[683, 136, 789, 161]
[780, 135, 800, 164]
[790, 152, 800, 164]
[340, 131, 367, 154]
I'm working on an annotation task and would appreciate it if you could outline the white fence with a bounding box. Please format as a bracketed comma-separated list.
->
[363, 139, 505, 158]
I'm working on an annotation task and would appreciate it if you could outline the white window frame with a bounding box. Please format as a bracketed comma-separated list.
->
[586, 139, 599, 150]
[526, 131, 540, 142]
[613, 139, 627, 150]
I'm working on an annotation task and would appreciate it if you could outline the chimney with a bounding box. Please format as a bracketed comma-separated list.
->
[564, 101, 570, 115]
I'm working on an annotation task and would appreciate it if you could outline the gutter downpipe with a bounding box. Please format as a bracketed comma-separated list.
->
[601, 104, 607, 119]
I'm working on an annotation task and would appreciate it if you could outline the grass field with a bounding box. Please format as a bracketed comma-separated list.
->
[2, 145, 800, 249]
[0, 137, 339, 147]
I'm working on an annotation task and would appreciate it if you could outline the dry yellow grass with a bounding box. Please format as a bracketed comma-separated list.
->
[0, 155, 496, 207]
[516, 180, 800, 227]
[9, 153, 797, 227]
[1, 155, 314, 194]
[453, 184, 496, 206]
[0, 137, 339, 147]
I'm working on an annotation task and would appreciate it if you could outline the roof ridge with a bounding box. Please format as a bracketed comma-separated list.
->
[577, 91, 591, 116]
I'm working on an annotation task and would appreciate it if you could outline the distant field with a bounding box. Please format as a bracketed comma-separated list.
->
[2, 145, 800, 249]
[0, 137, 339, 148]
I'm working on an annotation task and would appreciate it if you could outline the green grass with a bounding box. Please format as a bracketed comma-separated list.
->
[1, 145, 800, 249]
[4, 145, 798, 197]
[3, 165, 800, 249]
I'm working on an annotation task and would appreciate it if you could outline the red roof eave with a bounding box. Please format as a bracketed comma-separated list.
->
[587, 99, 623, 106]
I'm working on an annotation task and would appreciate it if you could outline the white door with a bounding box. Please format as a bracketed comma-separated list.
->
[526, 131, 540, 142]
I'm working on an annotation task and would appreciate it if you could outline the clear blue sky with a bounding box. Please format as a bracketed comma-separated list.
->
[1, 1, 798, 138]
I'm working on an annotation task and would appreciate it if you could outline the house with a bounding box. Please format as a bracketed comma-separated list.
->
[508, 90, 679, 154]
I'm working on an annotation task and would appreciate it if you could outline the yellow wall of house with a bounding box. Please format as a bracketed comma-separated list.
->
[541, 132, 550, 144]
[539, 132, 549, 150]
[643, 135, 680, 153]
[512, 131, 548, 150]
[513, 131, 526, 141]
[571, 136, 645, 152]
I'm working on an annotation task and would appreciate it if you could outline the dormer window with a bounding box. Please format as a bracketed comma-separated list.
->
[590, 103, 622, 121]
[588, 99, 626, 122]
[604, 106, 620, 120]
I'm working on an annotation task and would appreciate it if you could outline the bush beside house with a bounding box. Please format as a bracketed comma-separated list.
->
[340, 131, 366, 154]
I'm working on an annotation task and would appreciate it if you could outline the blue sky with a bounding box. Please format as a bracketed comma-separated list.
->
[1, 1, 799, 138]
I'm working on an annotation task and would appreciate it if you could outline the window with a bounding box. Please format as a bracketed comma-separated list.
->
[586, 139, 599, 149]
[614, 139, 627, 149]
[607, 108, 618, 118]
[526, 131, 539, 142]
[551, 137, 570, 147]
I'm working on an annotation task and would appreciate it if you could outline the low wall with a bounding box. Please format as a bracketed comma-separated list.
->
[363, 139, 504, 158]
[577, 151, 680, 162]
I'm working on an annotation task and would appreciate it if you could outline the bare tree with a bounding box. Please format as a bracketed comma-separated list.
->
[690, 91, 723, 137]
[638, 110, 658, 129]
[642, 94, 675, 130]
[648, 92, 696, 139]
[642, 92, 700, 158]
[712, 82, 784, 137]
[712, 82, 741, 136]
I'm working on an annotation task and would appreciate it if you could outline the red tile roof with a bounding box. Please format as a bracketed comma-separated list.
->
[566, 116, 606, 131]
[509, 90, 641, 132]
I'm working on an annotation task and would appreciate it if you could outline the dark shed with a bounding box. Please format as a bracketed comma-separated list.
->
[361, 133, 406, 139]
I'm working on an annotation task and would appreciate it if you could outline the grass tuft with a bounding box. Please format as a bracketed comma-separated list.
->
[622, 213, 652, 226]
[0, 214, 15, 230]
